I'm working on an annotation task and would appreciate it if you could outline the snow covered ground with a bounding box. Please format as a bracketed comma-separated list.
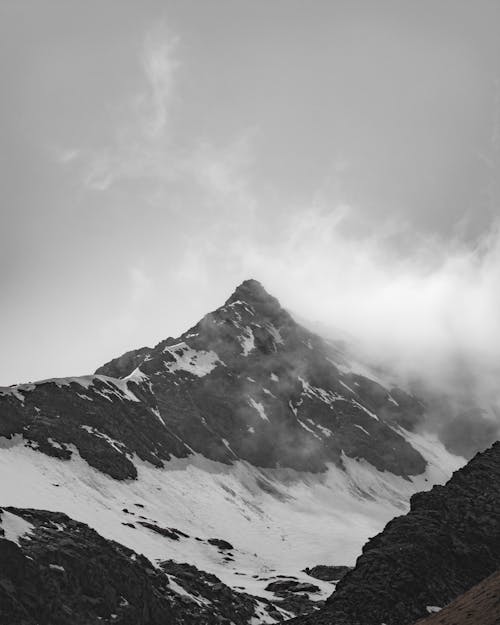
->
[0, 430, 464, 603]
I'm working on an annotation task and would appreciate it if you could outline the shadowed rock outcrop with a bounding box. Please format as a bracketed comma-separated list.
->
[303, 566, 352, 582]
[289, 441, 500, 625]
[0, 507, 284, 625]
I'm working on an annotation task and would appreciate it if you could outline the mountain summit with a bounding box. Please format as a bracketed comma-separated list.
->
[226, 278, 277, 305]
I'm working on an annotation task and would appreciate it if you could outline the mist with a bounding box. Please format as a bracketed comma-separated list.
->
[233, 207, 500, 456]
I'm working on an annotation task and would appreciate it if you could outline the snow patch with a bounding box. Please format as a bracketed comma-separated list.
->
[339, 380, 356, 395]
[125, 367, 149, 383]
[163, 342, 222, 377]
[106, 378, 141, 403]
[0, 386, 29, 402]
[151, 407, 166, 426]
[80, 426, 126, 454]
[76, 393, 92, 401]
[351, 400, 379, 421]
[238, 327, 255, 356]
[167, 575, 211, 606]
[1, 375, 140, 403]
[266, 324, 284, 347]
[354, 424, 371, 436]
[263, 388, 276, 398]
[395, 427, 465, 482]
[297, 419, 322, 440]
[249, 398, 269, 422]
[316, 424, 333, 438]
[222, 438, 238, 458]
[0, 510, 34, 546]
[49, 564, 65, 572]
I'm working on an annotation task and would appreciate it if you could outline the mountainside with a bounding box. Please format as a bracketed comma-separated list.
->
[289, 441, 500, 625]
[412, 570, 500, 625]
[1, 279, 428, 479]
[0, 506, 286, 625]
[0, 280, 466, 621]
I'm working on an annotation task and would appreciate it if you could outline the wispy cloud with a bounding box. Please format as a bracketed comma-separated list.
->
[79, 24, 179, 191]
[141, 28, 179, 138]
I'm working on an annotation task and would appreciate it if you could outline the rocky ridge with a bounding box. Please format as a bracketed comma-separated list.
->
[0, 506, 288, 625]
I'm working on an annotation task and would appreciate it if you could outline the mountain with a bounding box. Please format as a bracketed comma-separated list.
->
[0, 279, 465, 620]
[0, 506, 285, 625]
[4, 279, 430, 476]
[289, 441, 500, 625]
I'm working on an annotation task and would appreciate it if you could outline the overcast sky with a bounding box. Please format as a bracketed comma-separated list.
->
[2, 0, 500, 388]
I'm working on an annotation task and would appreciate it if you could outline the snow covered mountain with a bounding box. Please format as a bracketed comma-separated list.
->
[0, 279, 466, 621]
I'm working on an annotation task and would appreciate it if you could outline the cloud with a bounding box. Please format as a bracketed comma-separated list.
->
[244, 208, 500, 453]
[141, 28, 179, 138]
[169, 189, 500, 454]
[75, 21, 255, 217]
[79, 24, 179, 191]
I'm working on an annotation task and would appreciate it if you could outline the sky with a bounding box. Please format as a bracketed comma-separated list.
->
[1, 0, 500, 417]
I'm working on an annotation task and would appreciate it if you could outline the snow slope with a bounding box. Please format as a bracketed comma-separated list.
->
[0, 431, 463, 603]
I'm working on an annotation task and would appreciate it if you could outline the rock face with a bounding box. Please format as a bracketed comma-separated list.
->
[266, 580, 320, 594]
[0, 506, 284, 625]
[289, 441, 500, 625]
[0, 375, 190, 480]
[303, 566, 352, 582]
[264, 580, 324, 616]
[0, 279, 427, 480]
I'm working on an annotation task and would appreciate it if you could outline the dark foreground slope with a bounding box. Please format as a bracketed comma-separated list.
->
[290, 441, 500, 625]
[0, 280, 426, 480]
[0, 507, 285, 625]
[413, 570, 500, 625]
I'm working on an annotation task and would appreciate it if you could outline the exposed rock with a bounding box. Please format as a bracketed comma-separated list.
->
[95, 347, 152, 379]
[266, 580, 320, 594]
[288, 441, 500, 625]
[303, 565, 352, 581]
[0, 507, 286, 624]
[263, 578, 324, 616]
[137, 521, 186, 541]
[160, 560, 284, 622]
[207, 538, 234, 550]
[0, 375, 190, 480]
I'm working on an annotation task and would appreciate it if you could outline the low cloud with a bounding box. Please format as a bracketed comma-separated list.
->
[237, 208, 500, 455]
[173, 194, 500, 455]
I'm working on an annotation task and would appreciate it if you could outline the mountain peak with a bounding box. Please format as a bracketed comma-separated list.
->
[225, 279, 281, 309]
